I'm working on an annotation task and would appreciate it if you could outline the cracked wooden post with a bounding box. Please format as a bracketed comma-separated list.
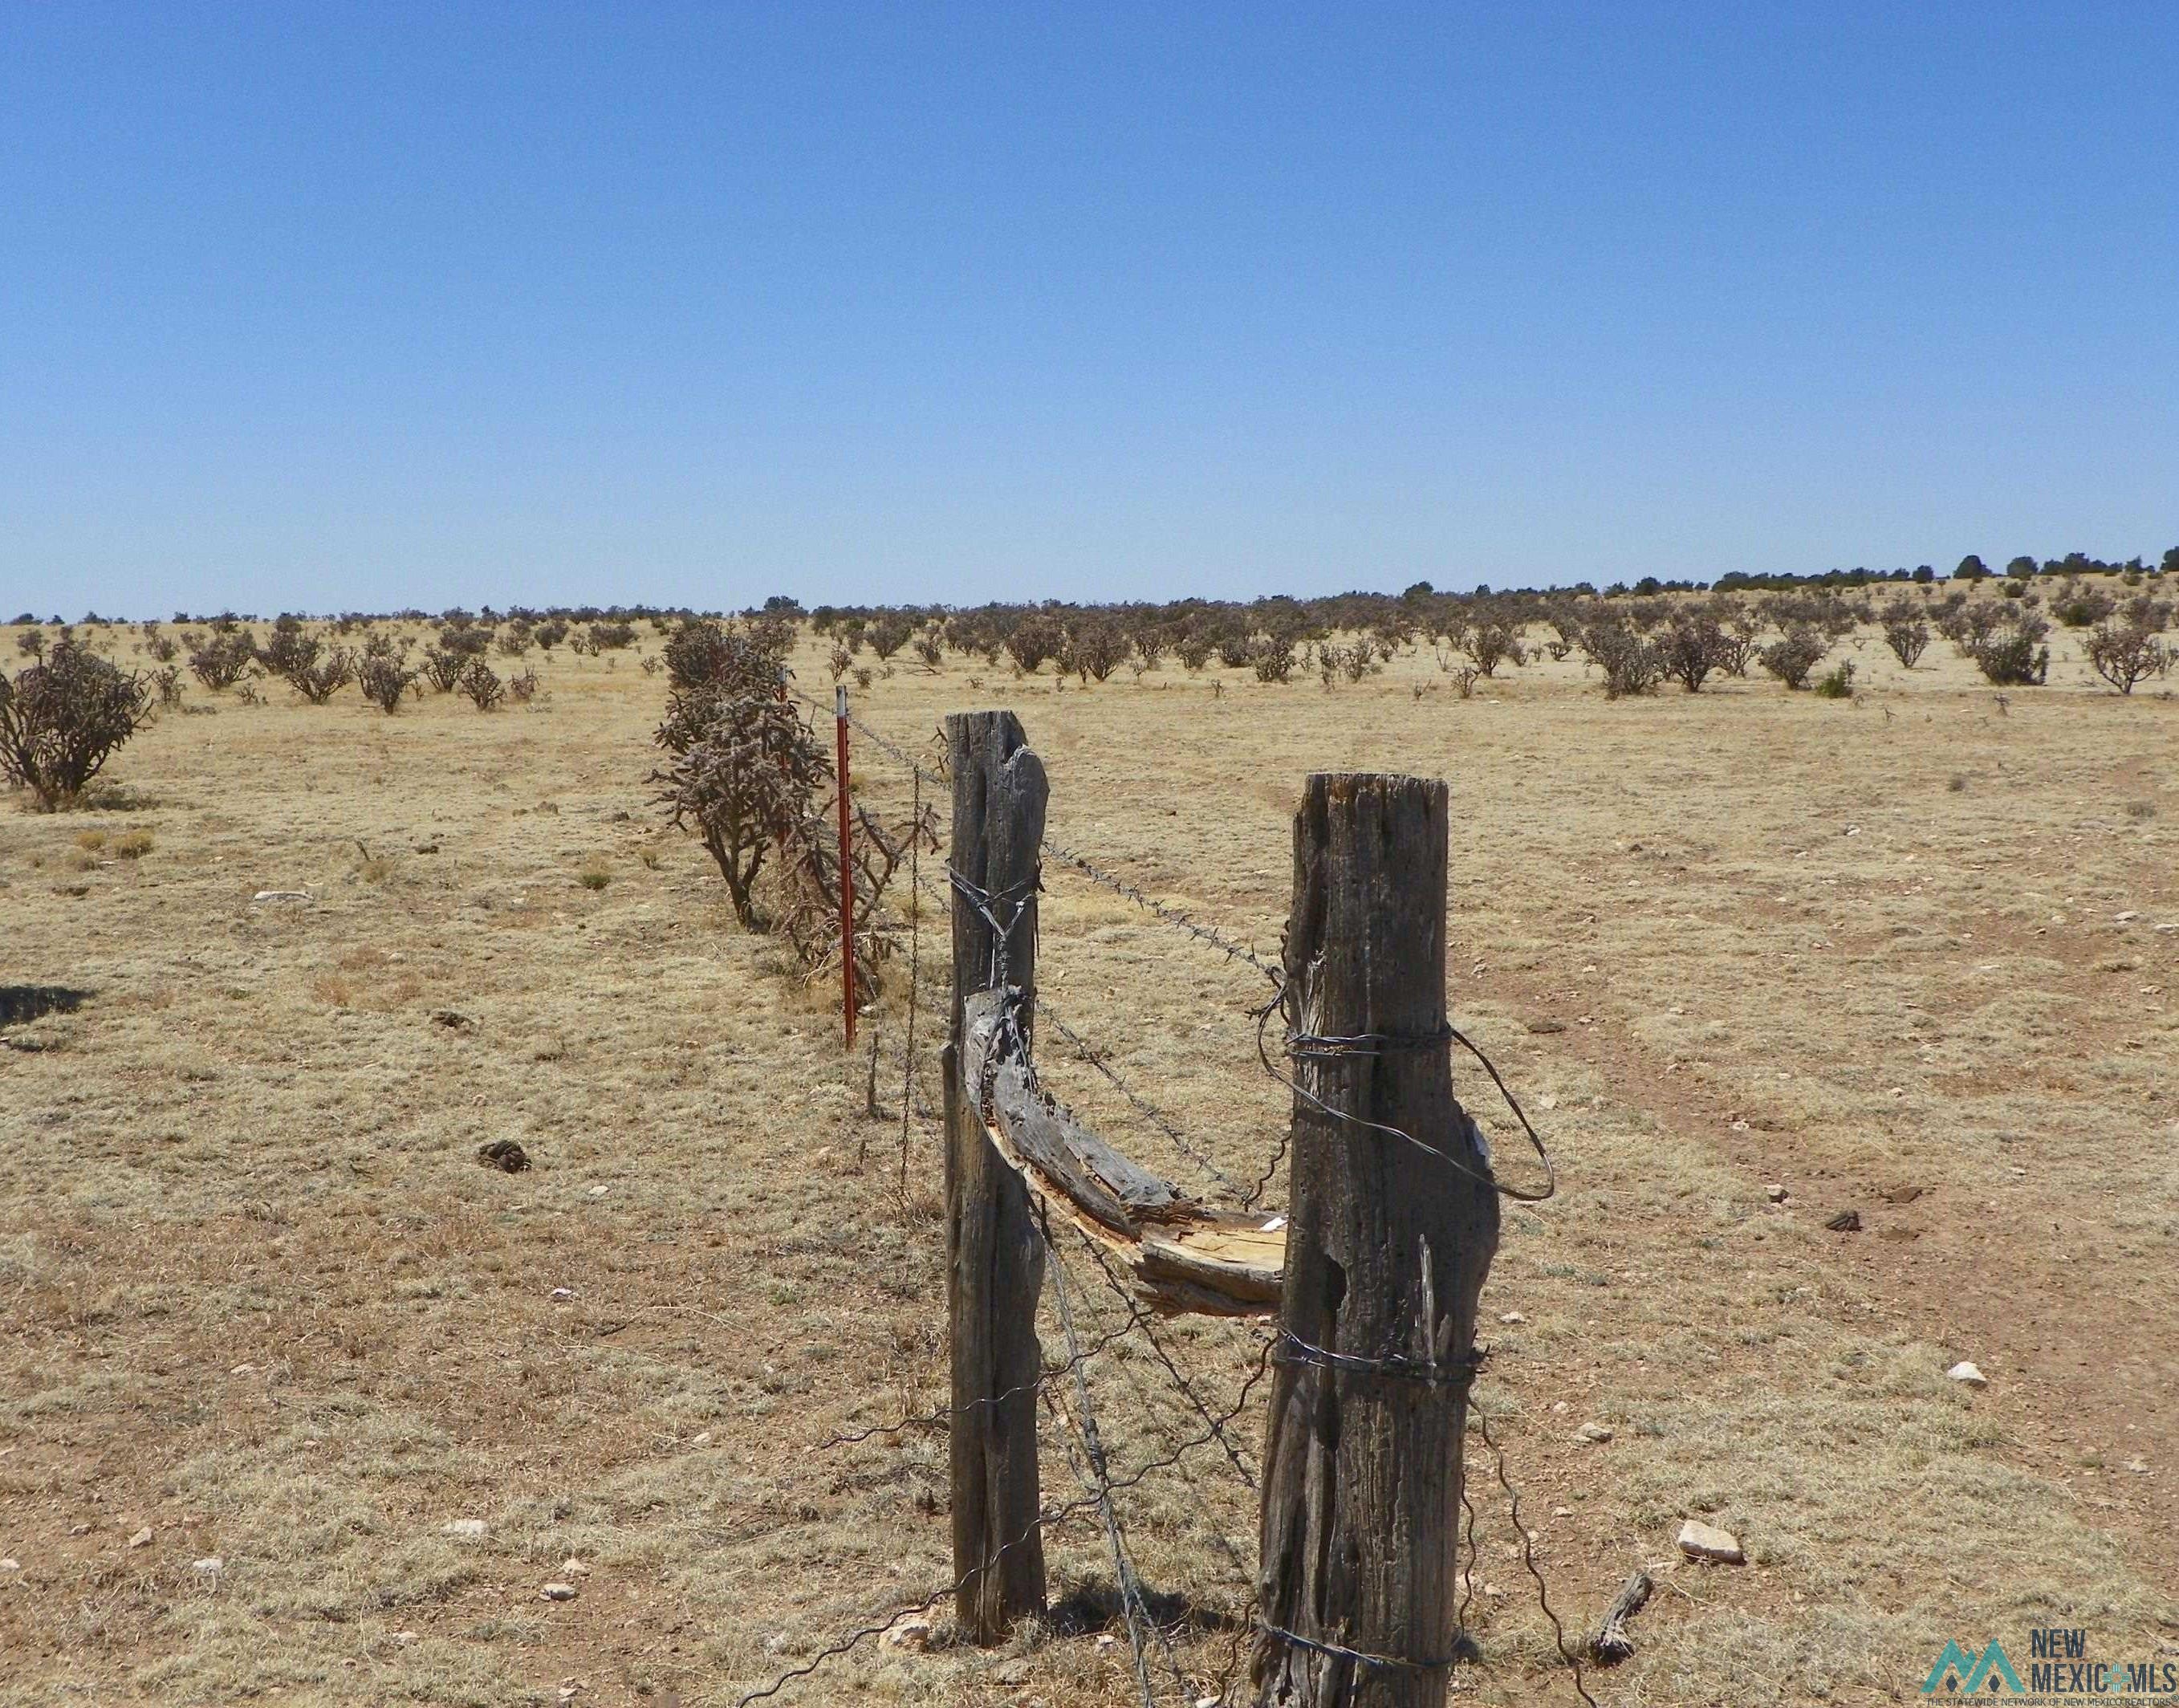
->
[1252, 774, 1500, 1708]
[945, 710, 1048, 1641]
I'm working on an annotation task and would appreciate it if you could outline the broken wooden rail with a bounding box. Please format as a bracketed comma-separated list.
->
[960, 986, 1286, 1317]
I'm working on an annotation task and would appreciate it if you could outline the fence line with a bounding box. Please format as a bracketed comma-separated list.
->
[734, 699, 1592, 1708]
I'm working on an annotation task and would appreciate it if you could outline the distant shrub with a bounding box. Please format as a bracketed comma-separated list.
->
[114, 828, 153, 859]
[2050, 579, 2116, 628]
[1462, 620, 1526, 677]
[460, 659, 506, 710]
[1657, 613, 1728, 692]
[356, 655, 417, 713]
[1250, 636, 1297, 683]
[1880, 598, 1930, 668]
[1811, 660, 1856, 699]
[1581, 620, 1663, 699]
[577, 855, 610, 890]
[2084, 621, 2169, 695]
[588, 621, 636, 652]
[534, 619, 570, 651]
[1760, 627, 1828, 689]
[189, 632, 257, 689]
[17, 627, 46, 661]
[508, 667, 541, 703]
[912, 628, 945, 670]
[0, 641, 155, 809]
[1005, 614, 1064, 676]
[1970, 611, 2051, 685]
[868, 614, 914, 661]
[152, 665, 185, 709]
[1176, 632, 1217, 672]
[1065, 619, 1128, 683]
[287, 648, 355, 705]
[418, 647, 470, 692]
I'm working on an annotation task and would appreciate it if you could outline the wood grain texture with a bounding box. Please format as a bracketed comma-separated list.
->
[1251, 774, 1500, 1708]
[961, 987, 1285, 1317]
[944, 711, 1049, 1641]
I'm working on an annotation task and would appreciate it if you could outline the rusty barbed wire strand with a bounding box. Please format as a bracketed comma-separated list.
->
[1041, 835, 1282, 984]
[1039, 1004, 1242, 1202]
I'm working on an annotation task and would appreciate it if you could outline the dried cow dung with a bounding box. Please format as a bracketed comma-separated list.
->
[476, 1139, 530, 1173]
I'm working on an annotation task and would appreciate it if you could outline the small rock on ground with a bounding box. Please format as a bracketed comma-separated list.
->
[126, 1527, 153, 1550]
[1947, 1361, 1988, 1388]
[540, 1581, 579, 1601]
[881, 1611, 932, 1651]
[442, 1519, 488, 1539]
[1677, 1520, 1745, 1565]
[1578, 1423, 1614, 1444]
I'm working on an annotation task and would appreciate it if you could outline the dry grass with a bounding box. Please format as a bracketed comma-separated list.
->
[2, 614, 2174, 1707]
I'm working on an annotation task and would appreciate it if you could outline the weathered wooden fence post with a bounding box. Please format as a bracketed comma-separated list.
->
[945, 710, 1048, 1641]
[1252, 774, 1500, 1708]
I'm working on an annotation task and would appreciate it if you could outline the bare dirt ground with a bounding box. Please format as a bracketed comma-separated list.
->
[3, 614, 2175, 1707]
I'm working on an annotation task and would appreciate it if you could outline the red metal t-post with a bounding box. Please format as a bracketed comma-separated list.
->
[835, 685, 856, 1049]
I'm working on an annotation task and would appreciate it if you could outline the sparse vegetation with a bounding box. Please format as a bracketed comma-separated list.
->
[0, 640, 155, 808]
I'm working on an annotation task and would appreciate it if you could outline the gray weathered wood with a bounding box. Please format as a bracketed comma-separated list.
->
[1252, 774, 1501, 1708]
[1588, 1569, 1653, 1665]
[945, 712, 1048, 1641]
[961, 987, 1285, 1317]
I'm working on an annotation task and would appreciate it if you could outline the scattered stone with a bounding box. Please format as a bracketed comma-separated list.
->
[414, 843, 440, 855]
[1499, 1311, 1524, 1324]
[550, 1287, 575, 1302]
[1824, 1210, 1862, 1233]
[2125, 1458, 2151, 1474]
[1880, 1185, 1924, 1205]
[476, 1138, 530, 1173]
[1676, 1520, 1745, 1565]
[1552, 1507, 1574, 1519]
[1947, 1361, 1988, 1389]
[2116, 911, 2139, 923]
[691, 1431, 713, 1446]
[127, 1527, 153, 1550]
[0, 1558, 18, 1572]
[1764, 1184, 1787, 1203]
[995, 1658, 1032, 1686]
[250, 890, 313, 905]
[556, 1681, 583, 1702]
[880, 1610, 932, 1651]
[433, 1009, 477, 1034]
[395, 1631, 418, 1646]
[69, 1524, 91, 1537]
[540, 1581, 579, 1601]
[1525, 1018, 1566, 1035]
[560, 1557, 591, 1576]
[192, 1556, 223, 1575]
[442, 1519, 487, 1539]
[230, 1364, 255, 1375]
[586, 1185, 609, 1199]
[1578, 1423, 1614, 1444]
[1537, 1093, 1559, 1110]
[1730, 1119, 1750, 1133]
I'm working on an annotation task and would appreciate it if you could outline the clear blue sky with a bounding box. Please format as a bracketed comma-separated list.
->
[5, 3, 2174, 616]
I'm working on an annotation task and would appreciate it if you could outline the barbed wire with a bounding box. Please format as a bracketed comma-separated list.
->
[1039, 1002, 1243, 1202]
[811, 1309, 1143, 1450]
[1041, 835, 1282, 984]
[1044, 1211, 1161, 1707]
[737, 1292, 1275, 1706]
